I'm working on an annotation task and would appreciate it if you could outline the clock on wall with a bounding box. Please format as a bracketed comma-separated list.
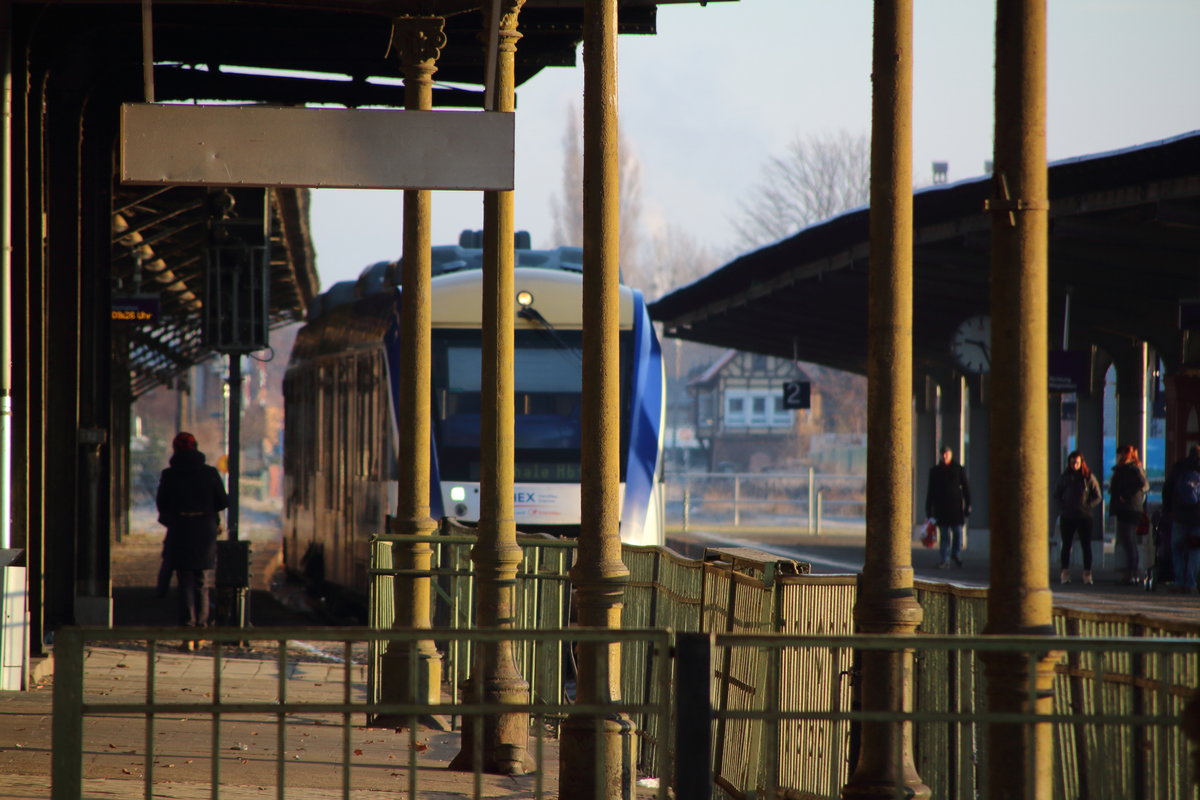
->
[950, 314, 991, 373]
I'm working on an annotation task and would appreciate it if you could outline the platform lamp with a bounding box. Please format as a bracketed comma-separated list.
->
[203, 188, 271, 630]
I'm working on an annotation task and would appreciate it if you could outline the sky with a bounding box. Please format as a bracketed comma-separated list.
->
[307, 0, 1200, 292]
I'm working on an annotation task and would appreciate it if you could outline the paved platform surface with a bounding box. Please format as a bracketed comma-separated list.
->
[0, 643, 571, 799]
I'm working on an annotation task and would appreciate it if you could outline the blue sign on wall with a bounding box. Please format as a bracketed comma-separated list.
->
[1049, 350, 1090, 394]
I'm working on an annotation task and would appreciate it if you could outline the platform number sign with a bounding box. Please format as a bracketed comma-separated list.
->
[782, 381, 811, 410]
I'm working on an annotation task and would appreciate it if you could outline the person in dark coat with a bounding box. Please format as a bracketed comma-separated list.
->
[925, 446, 971, 568]
[156, 432, 228, 632]
[1108, 443, 1149, 584]
[1054, 450, 1102, 585]
[1162, 444, 1200, 592]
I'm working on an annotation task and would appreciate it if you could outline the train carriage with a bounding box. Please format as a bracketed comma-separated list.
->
[283, 239, 664, 591]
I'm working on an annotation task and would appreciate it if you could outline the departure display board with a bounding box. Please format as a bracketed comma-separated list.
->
[111, 295, 160, 324]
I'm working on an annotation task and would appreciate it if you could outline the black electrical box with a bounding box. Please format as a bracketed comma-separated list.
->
[216, 539, 251, 588]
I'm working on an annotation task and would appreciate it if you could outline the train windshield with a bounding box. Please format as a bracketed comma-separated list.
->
[432, 329, 629, 483]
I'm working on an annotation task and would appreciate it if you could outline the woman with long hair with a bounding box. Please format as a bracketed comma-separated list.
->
[1054, 450, 1103, 584]
[1109, 443, 1150, 584]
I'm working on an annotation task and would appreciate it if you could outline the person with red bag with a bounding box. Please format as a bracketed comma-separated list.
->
[925, 446, 971, 569]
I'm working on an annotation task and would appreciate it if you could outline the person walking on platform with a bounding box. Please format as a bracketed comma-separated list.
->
[926, 445, 971, 568]
[1109, 443, 1150, 584]
[1162, 444, 1200, 592]
[1055, 450, 1102, 585]
[156, 432, 229, 641]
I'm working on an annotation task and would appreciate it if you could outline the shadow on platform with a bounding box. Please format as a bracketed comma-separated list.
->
[113, 586, 320, 628]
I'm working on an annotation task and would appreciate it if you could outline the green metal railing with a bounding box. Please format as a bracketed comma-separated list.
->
[368, 524, 574, 716]
[369, 527, 1200, 799]
[707, 632, 1199, 800]
[51, 625, 1200, 800]
[912, 581, 1200, 799]
[50, 625, 675, 800]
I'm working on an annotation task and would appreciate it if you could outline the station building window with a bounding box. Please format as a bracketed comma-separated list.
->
[725, 388, 793, 428]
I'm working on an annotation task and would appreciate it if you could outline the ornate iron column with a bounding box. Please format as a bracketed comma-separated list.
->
[842, 2, 928, 798]
[449, 0, 533, 776]
[378, 14, 446, 721]
[558, 0, 634, 797]
[983, 1, 1055, 798]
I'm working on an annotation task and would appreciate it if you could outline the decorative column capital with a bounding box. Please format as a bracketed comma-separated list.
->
[495, 0, 526, 33]
[478, 0, 525, 51]
[390, 15, 447, 72]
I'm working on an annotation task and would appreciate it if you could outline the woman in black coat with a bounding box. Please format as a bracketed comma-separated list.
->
[1108, 443, 1149, 584]
[1054, 450, 1102, 585]
[156, 432, 228, 630]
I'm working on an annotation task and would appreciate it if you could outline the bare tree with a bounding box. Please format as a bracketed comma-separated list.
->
[800, 361, 868, 434]
[733, 130, 870, 249]
[549, 107, 583, 249]
[630, 222, 715, 302]
[629, 224, 721, 396]
[729, 130, 871, 448]
[548, 103, 643, 272]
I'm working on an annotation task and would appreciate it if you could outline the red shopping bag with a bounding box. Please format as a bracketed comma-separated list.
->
[920, 518, 937, 549]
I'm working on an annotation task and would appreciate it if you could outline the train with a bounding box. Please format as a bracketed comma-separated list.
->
[282, 234, 665, 591]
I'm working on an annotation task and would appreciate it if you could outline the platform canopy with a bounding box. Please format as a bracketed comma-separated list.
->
[650, 132, 1200, 377]
[19, 0, 727, 394]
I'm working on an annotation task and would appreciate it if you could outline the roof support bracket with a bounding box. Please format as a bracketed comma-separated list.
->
[985, 172, 1048, 226]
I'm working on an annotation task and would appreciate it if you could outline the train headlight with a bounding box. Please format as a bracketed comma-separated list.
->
[449, 486, 466, 502]
[516, 290, 534, 308]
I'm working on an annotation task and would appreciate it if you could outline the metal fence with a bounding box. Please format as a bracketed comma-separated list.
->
[369, 528, 1200, 799]
[707, 631, 1200, 800]
[49, 625, 675, 800]
[912, 581, 1200, 799]
[367, 524, 575, 717]
[50, 624, 1200, 800]
[664, 471, 866, 534]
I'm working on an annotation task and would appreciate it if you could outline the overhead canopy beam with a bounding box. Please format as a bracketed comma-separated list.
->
[152, 65, 485, 109]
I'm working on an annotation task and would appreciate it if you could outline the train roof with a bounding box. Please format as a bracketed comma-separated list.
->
[289, 289, 397, 367]
[291, 235, 642, 369]
[291, 255, 643, 369]
[309, 236, 585, 323]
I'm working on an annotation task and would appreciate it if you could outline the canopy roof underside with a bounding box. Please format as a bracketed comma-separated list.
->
[650, 132, 1200, 377]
